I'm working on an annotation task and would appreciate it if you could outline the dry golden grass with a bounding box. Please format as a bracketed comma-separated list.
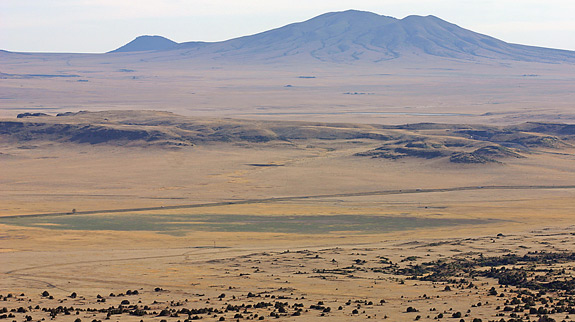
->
[1, 54, 575, 320]
[2, 125, 575, 303]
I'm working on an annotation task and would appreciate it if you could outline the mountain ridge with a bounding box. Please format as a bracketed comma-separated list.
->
[106, 10, 575, 64]
[3, 10, 575, 64]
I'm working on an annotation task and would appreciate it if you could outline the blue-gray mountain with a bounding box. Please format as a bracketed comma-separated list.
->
[81, 10, 575, 63]
[111, 35, 178, 53]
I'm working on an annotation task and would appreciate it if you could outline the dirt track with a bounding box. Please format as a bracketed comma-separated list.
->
[4, 184, 575, 219]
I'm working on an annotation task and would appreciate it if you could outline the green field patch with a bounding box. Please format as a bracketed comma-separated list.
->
[0, 214, 494, 235]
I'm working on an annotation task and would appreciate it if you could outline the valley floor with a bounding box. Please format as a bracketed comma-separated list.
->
[1, 112, 575, 321]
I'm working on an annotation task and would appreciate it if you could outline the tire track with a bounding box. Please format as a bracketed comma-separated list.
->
[4, 250, 203, 275]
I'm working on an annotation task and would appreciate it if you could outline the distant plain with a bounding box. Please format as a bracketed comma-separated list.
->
[2, 55, 575, 126]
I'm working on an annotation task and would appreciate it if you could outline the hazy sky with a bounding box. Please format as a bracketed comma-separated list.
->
[2, 0, 574, 53]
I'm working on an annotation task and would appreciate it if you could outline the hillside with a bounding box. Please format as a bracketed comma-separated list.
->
[3, 110, 574, 164]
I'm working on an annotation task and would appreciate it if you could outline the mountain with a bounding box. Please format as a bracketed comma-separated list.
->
[110, 35, 178, 53]
[177, 10, 399, 62]
[74, 10, 575, 63]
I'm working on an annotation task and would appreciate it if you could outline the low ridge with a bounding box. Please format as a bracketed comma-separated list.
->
[3, 110, 574, 164]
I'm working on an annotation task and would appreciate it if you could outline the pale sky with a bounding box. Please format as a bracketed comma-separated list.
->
[1, 0, 575, 53]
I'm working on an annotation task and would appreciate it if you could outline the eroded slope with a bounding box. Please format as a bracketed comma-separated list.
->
[2, 110, 574, 165]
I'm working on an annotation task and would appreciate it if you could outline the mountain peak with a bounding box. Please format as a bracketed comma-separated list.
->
[109, 35, 178, 53]
[320, 9, 392, 19]
[304, 9, 397, 27]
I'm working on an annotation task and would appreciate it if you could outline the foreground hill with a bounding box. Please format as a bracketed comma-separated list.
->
[2, 110, 574, 164]
[109, 10, 575, 63]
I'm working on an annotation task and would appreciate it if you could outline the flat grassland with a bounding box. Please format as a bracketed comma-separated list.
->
[2, 53, 575, 126]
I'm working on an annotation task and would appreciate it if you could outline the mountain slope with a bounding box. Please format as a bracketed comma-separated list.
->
[179, 10, 399, 62]
[90, 10, 575, 63]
